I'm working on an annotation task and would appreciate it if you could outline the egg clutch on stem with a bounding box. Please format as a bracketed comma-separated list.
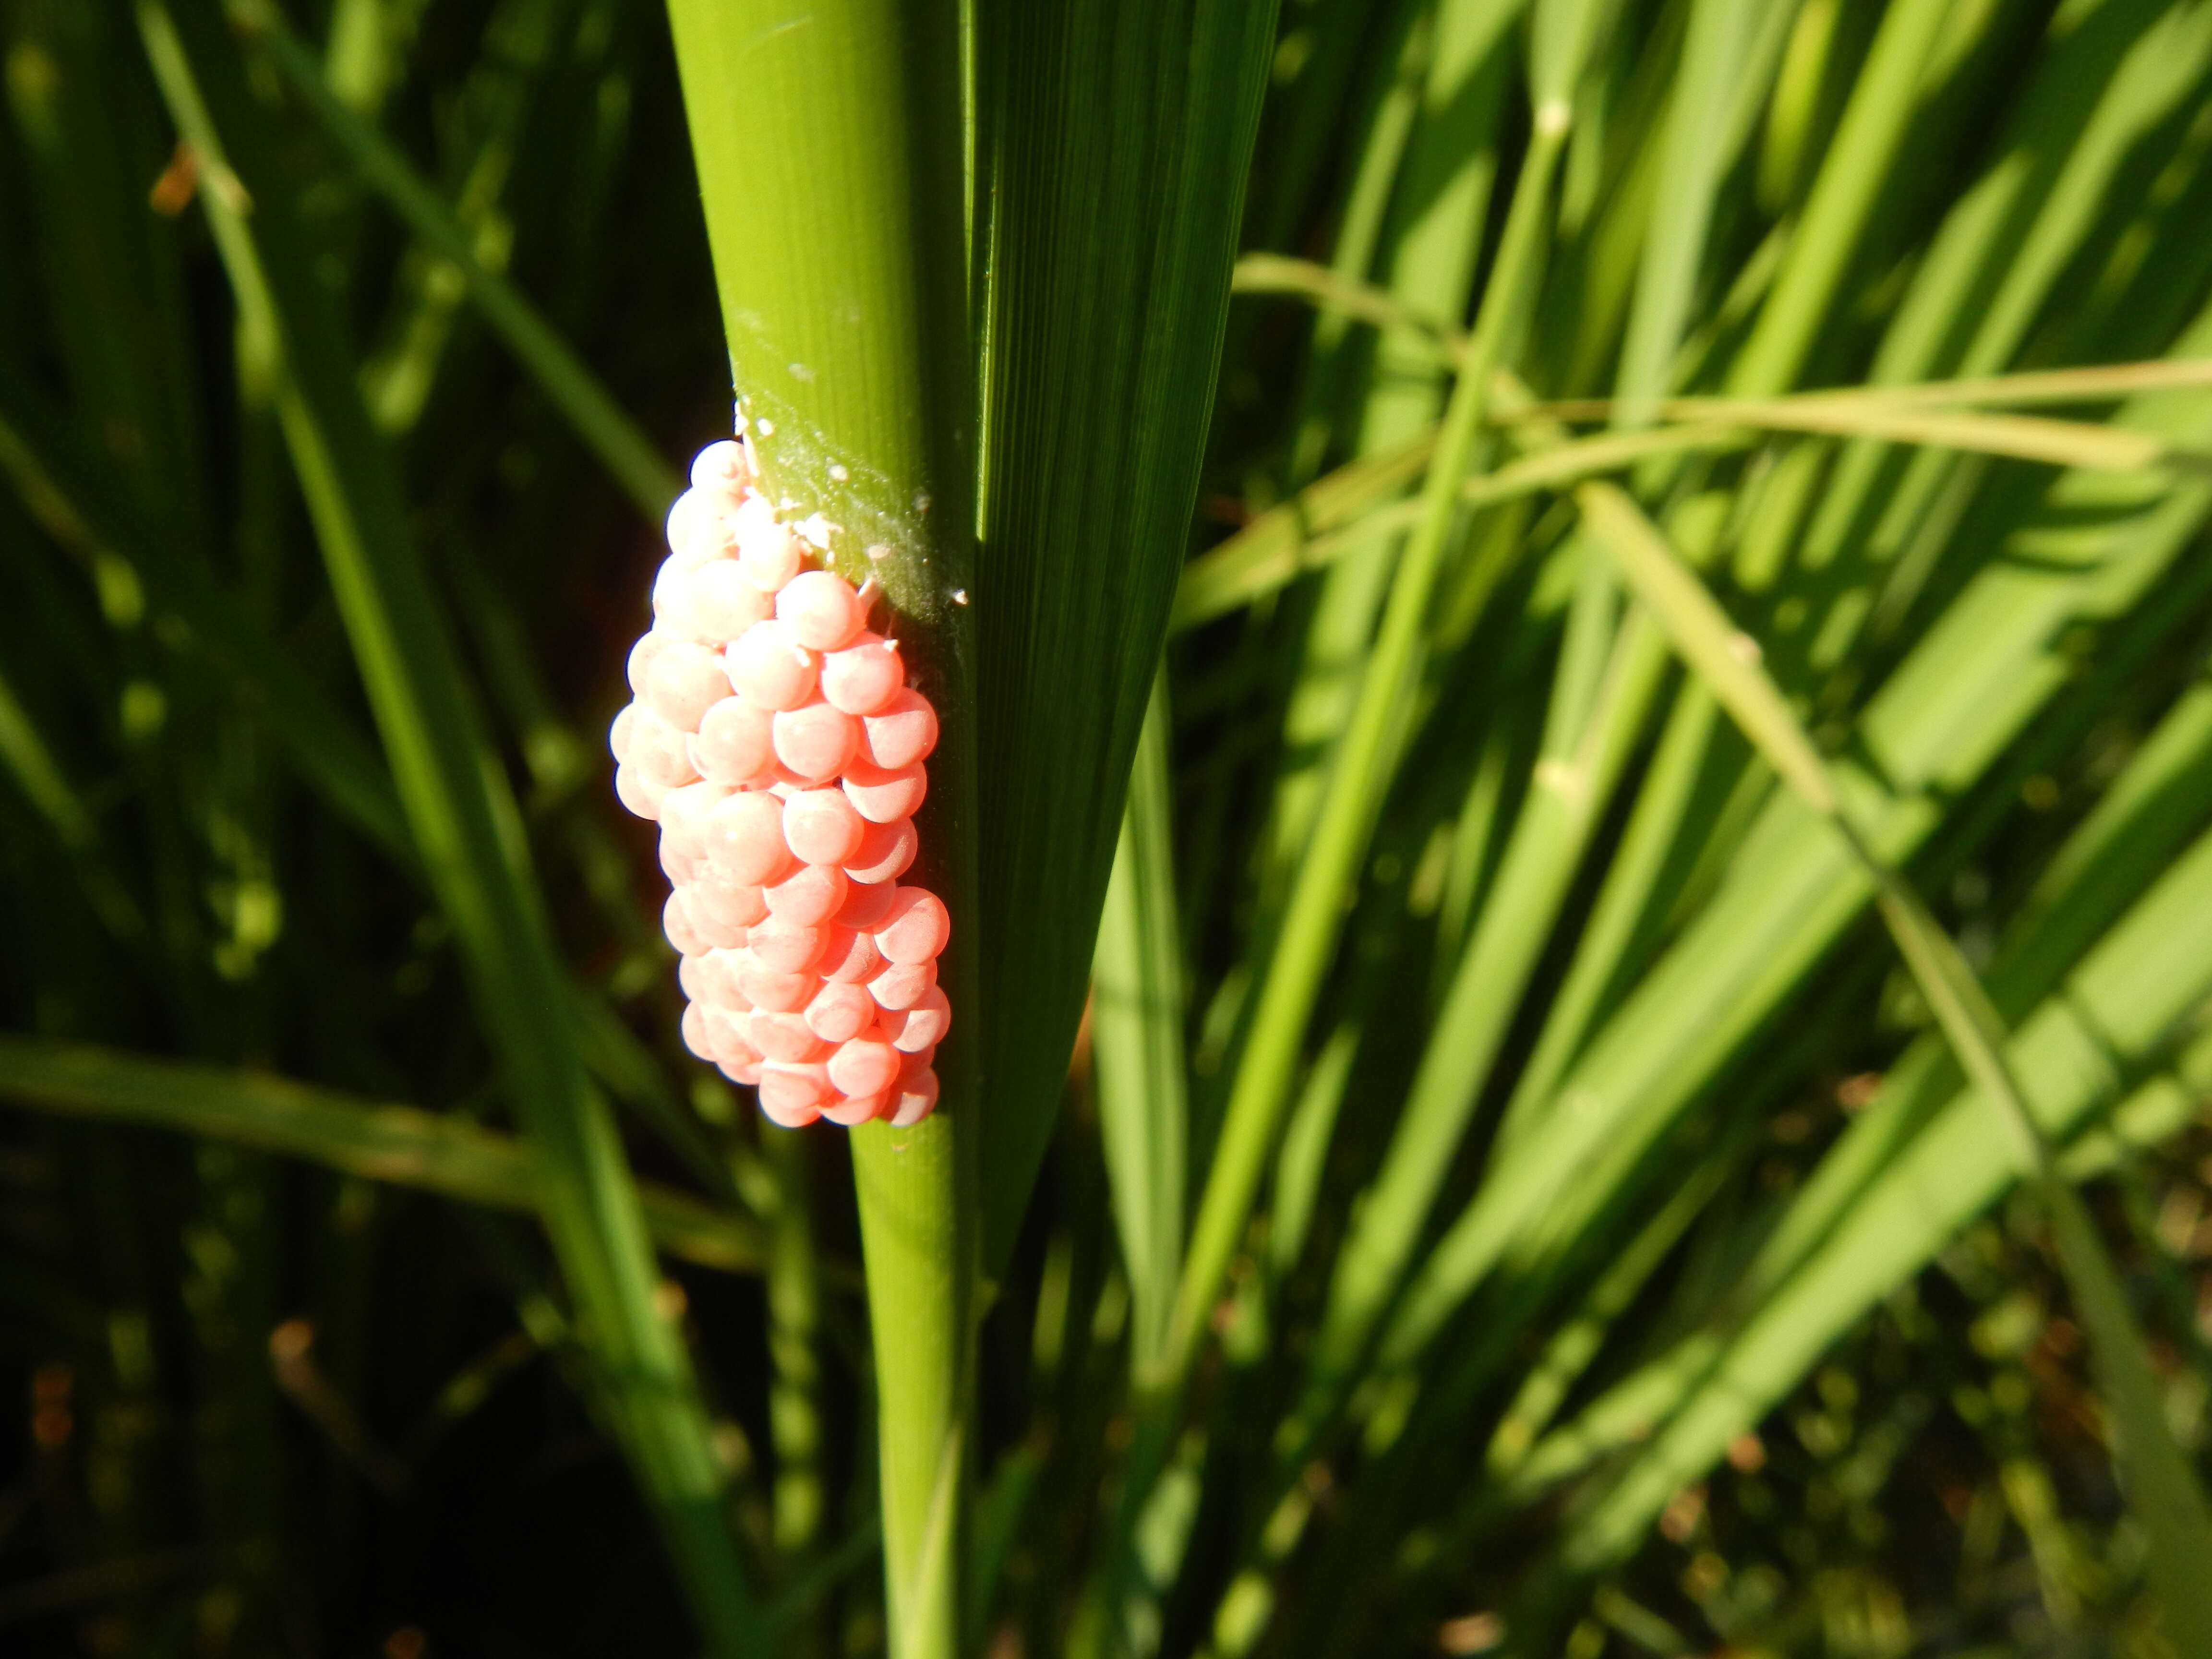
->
[609, 437, 948, 1129]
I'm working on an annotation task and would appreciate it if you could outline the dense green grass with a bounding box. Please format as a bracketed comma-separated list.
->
[1, 0, 2210, 1655]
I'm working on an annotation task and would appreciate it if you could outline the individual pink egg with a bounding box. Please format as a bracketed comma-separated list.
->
[726, 621, 819, 711]
[776, 570, 866, 651]
[680, 1001, 716, 1064]
[898, 1044, 936, 1081]
[692, 696, 777, 785]
[843, 816, 917, 885]
[820, 1091, 887, 1128]
[694, 871, 774, 938]
[686, 559, 777, 642]
[748, 916, 828, 975]
[880, 985, 950, 1052]
[759, 1060, 834, 1114]
[828, 1035, 901, 1098]
[629, 706, 701, 789]
[690, 440, 751, 500]
[659, 781, 733, 866]
[614, 762, 665, 820]
[734, 498, 804, 591]
[662, 890, 708, 956]
[819, 632, 904, 715]
[675, 953, 718, 1007]
[703, 790, 794, 886]
[890, 1067, 939, 1128]
[875, 887, 950, 965]
[804, 981, 878, 1044]
[660, 837, 701, 886]
[868, 958, 936, 1011]
[764, 863, 848, 927]
[626, 631, 668, 697]
[784, 789, 867, 866]
[667, 488, 737, 565]
[772, 699, 862, 783]
[859, 688, 938, 769]
[609, 702, 637, 762]
[705, 1005, 763, 1067]
[700, 948, 754, 1007]
[749, 1010, 832, 1063]
[817, 927, 887, 986]
[645, 640, 730, 732]
[834, 877, 896, 932]
[756, 1087, 820, 1128]
[844, 760, 926, 824]
[736, 955, 815, 1012]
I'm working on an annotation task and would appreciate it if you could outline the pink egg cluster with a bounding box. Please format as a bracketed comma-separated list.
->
[608, 438, 948, 1129]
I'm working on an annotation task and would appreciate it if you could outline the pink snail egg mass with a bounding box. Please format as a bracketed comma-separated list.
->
[748, 1010, 832, 1063]
[763, 862, 848, 928]
[692, 696, 777, 786]
[685, 559, 777, 642]
[645, 641, 731, 733]
[734, 499, 804, 591]
[828, 1035, 902, 1098]
[859, 689, 938, 770]
[843, 759, 926, 824]
[867, 958, 936, 1012]
[834, 876, 896, 932]
[776, 570, 867, 651]
[735, 957, 815, 1012]
[746, 916, 828, 975]
[875, 887, 950, 966]
[703, 790, 793, 887]
[817, 927, 887, 986]
[890, 1068, 939, 1128]
[804, 981, 877, 1044]
[842, 816, 916, 885]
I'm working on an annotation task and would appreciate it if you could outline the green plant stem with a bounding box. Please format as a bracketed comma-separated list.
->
[664, 6, 975, 1656]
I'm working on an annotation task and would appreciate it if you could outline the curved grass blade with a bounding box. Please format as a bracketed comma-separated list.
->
[0, 1036, 766, 1274]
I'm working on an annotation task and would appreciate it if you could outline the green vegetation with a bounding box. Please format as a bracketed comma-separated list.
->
[0, 0, 2209, 1655]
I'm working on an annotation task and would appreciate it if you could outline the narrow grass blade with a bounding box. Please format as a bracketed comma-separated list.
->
[1091, 675, 1189, 1384]
[137, 7, 762, 1646]
[0, 1036, 765, 1274]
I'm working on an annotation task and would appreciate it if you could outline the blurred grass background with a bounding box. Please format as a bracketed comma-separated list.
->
[0, 0, 2210, 1656]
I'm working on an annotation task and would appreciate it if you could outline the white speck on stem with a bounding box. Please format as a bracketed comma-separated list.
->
[951, 589, 969, 606]
[865, 544, 891, 562]
[789, 362, 815, 382]
[828, 464, 849, 482]
[756, 418, 776, 436]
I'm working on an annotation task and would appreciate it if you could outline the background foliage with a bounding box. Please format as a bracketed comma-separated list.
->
[0, 0, 2210, 1657]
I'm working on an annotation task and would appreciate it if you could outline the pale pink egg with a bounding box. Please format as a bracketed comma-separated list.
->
[819, 632, 904, 715]
[842, 816, 916, 884]
[662, 890, 708, 956]
[736, 955, 815, 1012]
[843, 759, 926, 824]
[703, 790, 793, 886]
[890, 1067, 938, 1128]
[755, 1088, 819, 1127]
[804, 981, 877, 1044]
[659, 837, 700, 886]
[880, 985, 950, 1052]
[726, 621, 820, 710]
[629, 706, 701, 789]
[609, 702, 637, 762]
[645, 640, 730, 732]
[898, 1044, 936, 1080]
[875, 887, 950, 965]
[685, 560, 777, 642]
[614, 762, 665, 820]
[690, 440, 751, 500]
[659, 781, 733, 866]
[817, 927, 887, 985]
[829, 1035, 901, 1098]
[772, 699, 862, 782]
[690, 873, 769, 933]
[749, 1010, 832, 1063]
[758, 1061, 834, 1115]
[868, 958, 936, 1011]
[692, 696, 777, 785]
[665, 489, 735, 566]
[735, 498, 804, 591]
[626, 631, 668, 697]
[764, 863, 847, 927]
[820, 1091, 886, 1128]
[860, 689, 938, 769]
[834, 877, 896, 931]
[705, 1005, 763, 1069]
[680, 1001, 716, 1063]
[776, 570, 866, 651]
[748, 916, 829, 975]
[784, 788, 867, 866]
[696, 947, 752, 1007]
